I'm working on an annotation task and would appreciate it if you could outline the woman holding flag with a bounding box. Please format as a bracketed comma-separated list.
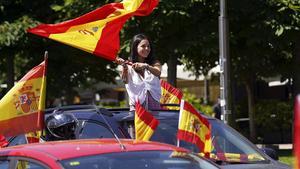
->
[116, 34, 161, 111]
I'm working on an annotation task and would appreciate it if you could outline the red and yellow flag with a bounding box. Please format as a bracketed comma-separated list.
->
[25, 131, 42, 143]
[160, 80, 183, 110]
[27, 0, 159, 61]
[294, 95, 300, 169]
[0, 59, 47, 137]
[0, 135, 8, 148]
[177, 100, 211, 154]
[135, 101, 159, 141]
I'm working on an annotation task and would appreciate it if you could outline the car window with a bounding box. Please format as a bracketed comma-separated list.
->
[8, 135, 28, 147]
[151, 119, 200, 152]
[210, 120, 266, 163]
[60, 151, 218, 169]
[16, 160, 48, 169]
[150, 113, 267, 164]
[0, 160, 9, 168]
[78, 120, 114, 139]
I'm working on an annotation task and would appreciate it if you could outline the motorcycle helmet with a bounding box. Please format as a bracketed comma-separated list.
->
[46, 113, 78, 140]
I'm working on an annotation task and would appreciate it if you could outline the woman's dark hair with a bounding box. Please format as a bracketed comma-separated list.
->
[129, 34, 155, 64]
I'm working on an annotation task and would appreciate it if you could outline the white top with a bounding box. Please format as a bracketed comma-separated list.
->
[125, 66, 161, 110]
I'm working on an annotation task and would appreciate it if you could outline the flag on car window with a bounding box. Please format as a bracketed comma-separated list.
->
[27, 0, 159, 61]
[160, 80, 183, 110]
[177, 100, 211, 155]
[135, 101, 159, 141]
[294, 95, 300, 169]
[26, 131, 42, 143]
[0, 58, 47, 137]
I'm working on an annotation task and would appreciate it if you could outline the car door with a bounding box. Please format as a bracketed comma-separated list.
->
[0, 157, 51, 169]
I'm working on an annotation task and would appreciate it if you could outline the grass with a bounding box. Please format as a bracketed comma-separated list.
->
[278, 149, 293, 167]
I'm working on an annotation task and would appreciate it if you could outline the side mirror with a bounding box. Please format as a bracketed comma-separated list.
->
[261, 147, 279, 160]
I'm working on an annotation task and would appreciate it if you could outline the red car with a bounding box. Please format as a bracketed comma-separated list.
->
[0, 138, 219, 169]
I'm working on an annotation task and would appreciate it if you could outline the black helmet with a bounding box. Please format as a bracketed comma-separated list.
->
[46, 113, 78, 140]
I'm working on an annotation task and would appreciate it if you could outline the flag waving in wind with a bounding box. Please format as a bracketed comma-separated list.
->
[177, 100, 211, 154]
[0, 58, 47, 137]
[135, 101, 159, 141]
[27, 0, 159, 61]
[160, 80, 183, 110]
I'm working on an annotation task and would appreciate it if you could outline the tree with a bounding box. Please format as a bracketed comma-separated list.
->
[262, 0, 300, 97]
[226, 0, 299, 141]
[0, 0, 58, 90]
[0, 0, 119, 104]
[119, 0, 220, 88]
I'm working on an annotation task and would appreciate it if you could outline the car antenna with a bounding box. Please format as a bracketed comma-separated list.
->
[93, 105, 126, 150]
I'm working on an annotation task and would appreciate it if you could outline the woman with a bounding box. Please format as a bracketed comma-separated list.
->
[116, 34, 161, 111]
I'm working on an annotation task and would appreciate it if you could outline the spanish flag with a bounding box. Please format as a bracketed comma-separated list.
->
[160, 80, 183, 110]
[25, 131, 42, 143]
[294, 95, 300, 169]
[177, 100, 211, 154]
[0, 135, 8, 148]
[135, 101, 159, 141]
[0, 59, 47, 137]
[27, 0, 159, 61]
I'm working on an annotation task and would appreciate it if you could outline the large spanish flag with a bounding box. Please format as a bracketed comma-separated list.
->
[160, 80, 183, 110]
[0, 59, 47, 137]
[27, 0, 159, 61]
[294, 95, 300, 169]
[135, 101, 159, 141]
[177, 100, 211, 153]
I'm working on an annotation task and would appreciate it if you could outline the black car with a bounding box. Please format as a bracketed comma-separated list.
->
[8, 105, 291, 169]
[109, 107, 291, 169]
[8, 105, 130, 146]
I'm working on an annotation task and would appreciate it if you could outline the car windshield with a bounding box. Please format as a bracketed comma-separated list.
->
[150, 111, 267, 164]
[60, 151, 218, 169]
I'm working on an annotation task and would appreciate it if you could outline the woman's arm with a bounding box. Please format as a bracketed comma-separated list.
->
[147, 61, 161, 77]
[115, 57, 129, 83]
[132, 60, 161, 77]
[121, 64, 128, 84]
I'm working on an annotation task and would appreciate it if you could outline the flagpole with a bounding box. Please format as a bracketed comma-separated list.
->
[219, 0, 231, 124]
[177, 100, 184, 147]
[44, 51, 48, 60]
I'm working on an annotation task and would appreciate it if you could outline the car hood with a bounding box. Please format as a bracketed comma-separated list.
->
[220, 161, 291, 169]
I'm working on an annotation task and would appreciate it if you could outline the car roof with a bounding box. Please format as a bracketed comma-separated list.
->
[1, 139, 189, 160]
[46, 104, 215, 120]
[108, 107, 215, 121]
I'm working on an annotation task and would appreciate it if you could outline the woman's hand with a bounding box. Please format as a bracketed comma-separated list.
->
[132, 62, 148, 71]
[115, 57, 125, 65]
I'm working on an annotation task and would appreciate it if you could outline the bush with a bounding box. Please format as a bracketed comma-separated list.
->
[182, 89, 214, 116]
[255, 100, 293, 132]
[255, 100, 293, 143]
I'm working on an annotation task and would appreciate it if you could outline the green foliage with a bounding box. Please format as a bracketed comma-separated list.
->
[255, 100, 293, 132]
[272, 0, 300, 11]
[0, 16, 37, 47]
[278, 149, 293, 166]
[49, 0, 110, 21]
[182, 89, 214, 116]
[0, 0, 119, 104]
[120, 0, 219, 77]
[0, 0, 299, 112]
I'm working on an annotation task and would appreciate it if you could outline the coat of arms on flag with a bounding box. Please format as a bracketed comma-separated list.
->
[27, 0, 159, 61]
[177, 100, 211, 155]
[0, 57, 47, 137]
[13, 84, 40, 114]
